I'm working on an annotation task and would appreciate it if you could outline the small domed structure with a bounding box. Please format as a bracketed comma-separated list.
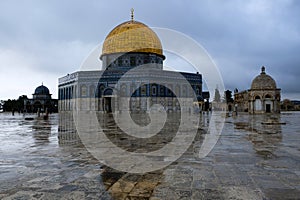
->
[24, 83, 58, 113]
[251, 66, 277, 90]
[234, 66, 281, 114]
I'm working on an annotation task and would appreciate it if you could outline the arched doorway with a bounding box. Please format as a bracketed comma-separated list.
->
[33, 101, 42, 113]
[103, 88, 114, 112]
[265, 94, 272, 113]
[254, 96, 262, 112]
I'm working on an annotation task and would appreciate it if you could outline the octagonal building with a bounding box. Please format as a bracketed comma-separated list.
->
[58, 13, 208, 113]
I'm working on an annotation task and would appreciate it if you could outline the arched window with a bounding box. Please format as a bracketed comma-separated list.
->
[81, 85, 87, 97]
[141, 84, 147, 96]
[124, 59, 129, 65]
[59, 89, 62, 100]
[196, 87, 200, 95]
[118, 58, 122, 66]
[151, 84, 157, 96]
[98, 84, 105, 97]
[74, 85, 77, 98]
[175, 85, 180, 97]
[63, 88, 66, 100]
[159, 85, 165, 96]
[66, 88, 69, 99]
[90, 85, 96, 98]
[121, 83, 127, 97]
[103, 88, 113, 96]
[167, 84, 173, 96]
[68, 87, 72, 99]
[130, 57, 136, 66]
[71, 86, 74, 99]
[130, 83, 137, 97]
[144, 57, 149, 64]
[182, 85, 187, 97]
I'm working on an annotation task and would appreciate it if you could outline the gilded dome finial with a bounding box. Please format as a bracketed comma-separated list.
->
[131, 8, 134, 21]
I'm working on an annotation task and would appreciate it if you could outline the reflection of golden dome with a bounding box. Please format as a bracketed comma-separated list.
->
[101, 20, 164, 59]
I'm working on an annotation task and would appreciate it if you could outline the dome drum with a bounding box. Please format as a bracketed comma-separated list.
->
[102, 52, 163, 70]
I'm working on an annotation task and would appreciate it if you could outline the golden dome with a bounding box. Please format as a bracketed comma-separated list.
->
[101, 20, 164, 59]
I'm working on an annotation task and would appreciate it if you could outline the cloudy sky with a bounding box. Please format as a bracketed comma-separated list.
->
[0, 0, 299, 100]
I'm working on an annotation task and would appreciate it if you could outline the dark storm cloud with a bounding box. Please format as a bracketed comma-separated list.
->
[0, 0, 299, 99]
[180, 0, 300, 99]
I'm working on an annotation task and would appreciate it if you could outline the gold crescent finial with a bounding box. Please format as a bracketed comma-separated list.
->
[131, 8, 134, 21]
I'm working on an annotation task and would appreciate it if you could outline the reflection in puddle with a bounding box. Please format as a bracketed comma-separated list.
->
[58, 111, 209, 198]
[98, 112, 180, 153]
[101, 166, 163, 199]
[31, 119, 52, 144]
[248, 132, 282, 159]
[234, 114, 283, 159]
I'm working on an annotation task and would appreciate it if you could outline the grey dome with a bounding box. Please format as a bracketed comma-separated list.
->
[251, 66, 276, 90]
[34, 85, 50, 95]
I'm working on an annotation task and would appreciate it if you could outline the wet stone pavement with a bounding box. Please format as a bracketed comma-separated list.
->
[0, 112, 300, 199]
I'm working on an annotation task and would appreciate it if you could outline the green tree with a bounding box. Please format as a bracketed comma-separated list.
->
[281, 99, 294, 111]
[3, 99, 13, 111]
[3, 95, 28, 112]
[17, 95, 28, 110]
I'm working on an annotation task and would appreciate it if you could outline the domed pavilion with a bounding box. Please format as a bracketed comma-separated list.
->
[234, 66, 281, 114]
[58, 11, 209, 112]
[24, 84, 58, 113]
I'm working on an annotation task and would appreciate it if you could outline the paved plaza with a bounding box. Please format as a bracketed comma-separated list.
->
[0, 112, 300, 199]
